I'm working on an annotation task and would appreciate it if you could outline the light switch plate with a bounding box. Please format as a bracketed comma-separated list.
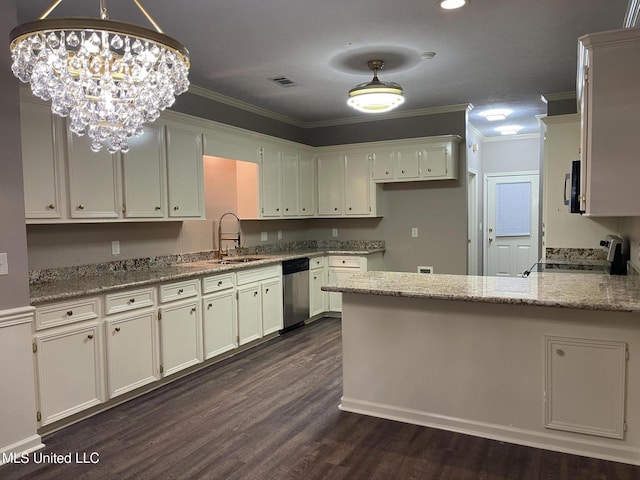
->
[111, 240, 120, 256]
[0, 253, 7, 275]
[261, 231, 268, 241]
[412, 227, 419, 238]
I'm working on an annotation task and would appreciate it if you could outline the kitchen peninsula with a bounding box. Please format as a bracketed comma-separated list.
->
[323, 271, 640, 466]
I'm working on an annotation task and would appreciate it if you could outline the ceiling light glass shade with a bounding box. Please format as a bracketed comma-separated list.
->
[479, 108, 512, 121]
[440, 0, 467, 9]
[347, 60, 405, 114]
[10, 3, 190, 153]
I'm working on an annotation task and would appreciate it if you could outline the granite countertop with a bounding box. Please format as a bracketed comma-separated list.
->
[30, 248, 385, 305]
[322, 270, 640, 312]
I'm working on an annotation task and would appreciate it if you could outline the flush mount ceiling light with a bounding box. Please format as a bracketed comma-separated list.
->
[495, 125, 523, 135]
[479, 108, 513, 121]
[347, 59, 405, 114]
[440, 0, 467, 10]
[10, 0, 190, 153]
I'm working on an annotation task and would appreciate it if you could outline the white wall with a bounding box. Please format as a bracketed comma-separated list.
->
[482, 135, 540, 174]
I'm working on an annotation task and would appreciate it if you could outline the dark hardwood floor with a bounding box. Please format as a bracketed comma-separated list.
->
[3, 317, 640, 480]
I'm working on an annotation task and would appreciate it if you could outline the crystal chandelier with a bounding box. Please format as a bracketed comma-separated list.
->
[9, 0, 190, 153]
[347, 60, 404, 114]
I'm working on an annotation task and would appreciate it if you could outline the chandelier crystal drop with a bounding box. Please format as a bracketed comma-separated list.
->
[10, 1, 190, 153]
[347, 60, 404, 114]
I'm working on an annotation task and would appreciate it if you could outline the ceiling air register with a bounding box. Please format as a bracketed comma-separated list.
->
[9, 0, 190, 153]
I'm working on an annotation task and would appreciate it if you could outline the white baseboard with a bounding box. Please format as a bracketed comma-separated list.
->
[339, 396, 640, 466]
[0, 435, 44, 466]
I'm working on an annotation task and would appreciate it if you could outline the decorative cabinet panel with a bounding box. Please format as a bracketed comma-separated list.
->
[20, 96, 65, 220]
[165, 123, 205, 219]
[105, 311, 159, 398]
[317, 154, 345, 216]
[67, 133, 121, 219]
[577, 28, 640, 216]
[371, 135, 460, 184]
[158, 299, 203, 376]
[203, 290, 238, 359]
[34, 322, 104, 426]
[260, 146, 283, 217]
[122, 123, 166, 218]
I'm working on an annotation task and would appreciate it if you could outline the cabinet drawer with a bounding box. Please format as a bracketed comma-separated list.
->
[36, 297, 100, 330]
[105, 288, 155, 315]
[328, 256, 363, 268]
[203, 273, 236, 294]
[236, 265, 282, 285]
[159, 279, 200, 303]
[309, 256, 326, 270]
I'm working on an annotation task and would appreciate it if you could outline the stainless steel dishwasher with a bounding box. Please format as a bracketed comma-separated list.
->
[282, 257, 310, 331]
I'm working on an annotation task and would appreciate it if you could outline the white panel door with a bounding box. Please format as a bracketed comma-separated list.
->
[202, 290, 237, 359]
[237, 284, 262, 345]
[344, 152, 370, 215]
[317, 155, 344, 216]
[486, 174, 539, 276]
[281, 151, 299, 216]
[165, 125, 204, 218]
[261, 278, 283, 335]
[298, 153, 316, 216]
[159, 300, 202, 376]
[260, 147, 282, 217]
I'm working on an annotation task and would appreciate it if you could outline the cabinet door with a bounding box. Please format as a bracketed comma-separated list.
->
[395, 148, 420, 179]
[122, 124, 166, 218]
[35, 323, 103, 426]
[372, 151, 394, 180]
[237, 284, 262, 345]
[67, 133, 121, 219]
[281, 151, 299, 216]
[165, 125, 204, 218]
[20, 98, 64, 220]
[203, 291, 238, 359]
[345, 153, 371, 215]
[159, 300, 203, 376]
[298, 153, 316, 216]
[317, 155, 344, 216]
[262, 278, 284, 335]
[310, 267, 327, 317]
[105, 311, 159, 398]
[419, 146, 448, 178]
[260, 147, 282, 217]
[328, 265, 365, 312]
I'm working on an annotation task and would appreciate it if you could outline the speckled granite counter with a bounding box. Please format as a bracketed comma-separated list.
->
[30, 248, 385, 305]
[322, 270, 640, 312]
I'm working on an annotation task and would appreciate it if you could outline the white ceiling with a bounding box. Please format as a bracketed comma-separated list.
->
[16, 0, 630, 137]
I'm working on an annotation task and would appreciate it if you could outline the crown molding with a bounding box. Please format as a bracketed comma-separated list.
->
[482, 132, 540, 143]
[541, 92, 576, 103]
[538, 113, 580, 126]
[188, 84, 470, 129]
[624, 0, 640, 28]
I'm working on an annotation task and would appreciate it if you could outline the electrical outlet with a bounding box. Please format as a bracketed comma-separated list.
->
[0, 253, 7, 275]
[111, 240, 120, 256]
[261, 231, 268, 241]
[278, 230, 282, 240]
[411, 227, 419, 238]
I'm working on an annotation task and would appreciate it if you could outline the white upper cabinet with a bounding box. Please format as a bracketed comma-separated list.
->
[317, 154, 345, 216]
[281, 150, 299, 216]
[371, 150, 394, 181]
[165, 123, 205, 219]
[122, 123, 166, 218]
[344, 153, 371, 215]
[577, 27, 640, 216]
[297, 152, 316, 217]
[20, 96, 65, 221]
[67, 133, 121, 220]
[260, 146, 283, 217]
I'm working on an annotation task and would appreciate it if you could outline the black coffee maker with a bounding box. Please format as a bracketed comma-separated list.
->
[600, 234, 627, 275]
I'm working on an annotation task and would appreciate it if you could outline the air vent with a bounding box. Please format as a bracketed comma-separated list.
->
[269, 76, 297, 87]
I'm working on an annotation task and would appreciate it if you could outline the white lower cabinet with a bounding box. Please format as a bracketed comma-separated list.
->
[202, 290, 238, 359]
[309, 256, 327, 318]
[327, 256, 368, 313]
[237, 265, 283, 345]
[34, 321, 104, 426]
[105, 311, 159, 398]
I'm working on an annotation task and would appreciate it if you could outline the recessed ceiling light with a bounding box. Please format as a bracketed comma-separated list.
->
[440, 0, 467, 10]
[479, 108, 513, 121]
[495, 125, 523, 135]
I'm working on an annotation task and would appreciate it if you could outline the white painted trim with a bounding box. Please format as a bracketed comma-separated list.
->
[0, 435, 45, 466]
[540, 91, 576, 103]
[466, 123, 485, 142]
[482, 132, 540, 143]
[188, 83, 471, 129]
[539, 113, 580, 126]
[339, 397, 640, 466]
[624, 0, 640, 28]
[0, 306, 36, 328]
